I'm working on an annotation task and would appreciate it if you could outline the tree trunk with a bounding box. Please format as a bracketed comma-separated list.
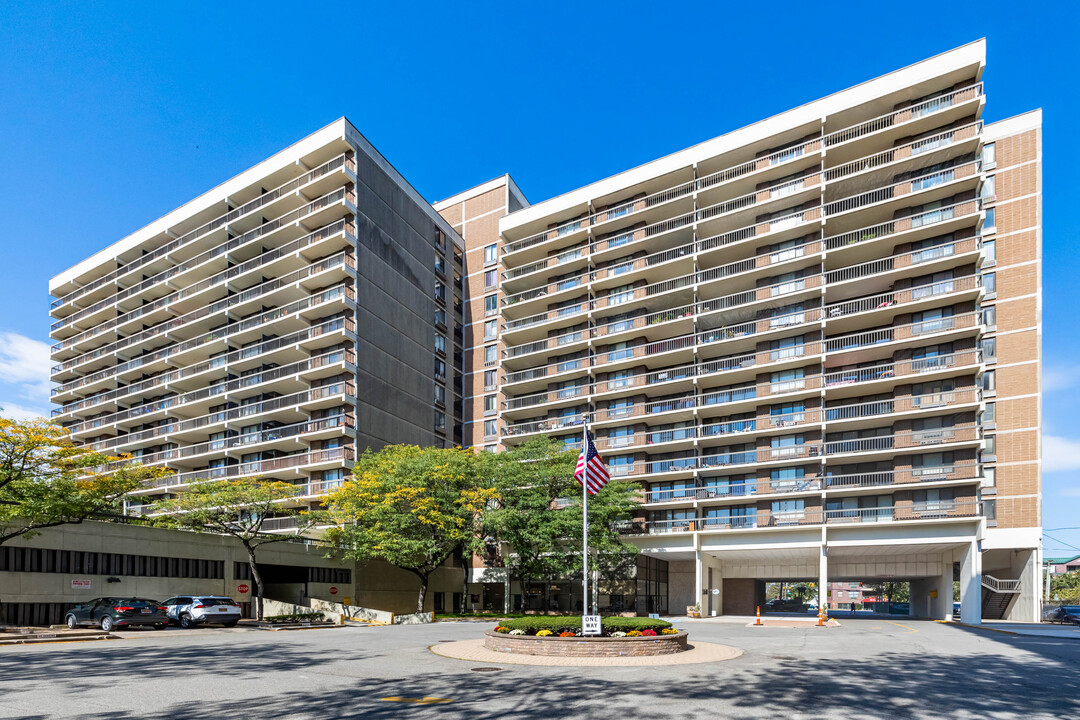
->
[245, 542, 265, 621]
[415, 572, 429, 615]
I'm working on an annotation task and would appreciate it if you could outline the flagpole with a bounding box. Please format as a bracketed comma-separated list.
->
[582, 420, 589, 617]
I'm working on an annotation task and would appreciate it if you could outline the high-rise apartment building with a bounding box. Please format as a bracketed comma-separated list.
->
[493, 40, 1041, 622]
[48, 119, 466, 524]
[33, 39, 1040, 624]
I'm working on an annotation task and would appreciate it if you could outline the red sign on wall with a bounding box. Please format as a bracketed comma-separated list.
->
[237, 584, 250, 594]
[329, 586, 338, 595]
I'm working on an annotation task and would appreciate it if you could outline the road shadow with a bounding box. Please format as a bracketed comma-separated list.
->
[29, 644, 1079, 720]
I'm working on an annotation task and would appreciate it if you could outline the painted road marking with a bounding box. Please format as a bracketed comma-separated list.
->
[884, 621, 918, 634]
[382, 697, 454, 705]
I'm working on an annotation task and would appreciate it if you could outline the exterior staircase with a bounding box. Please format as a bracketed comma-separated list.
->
[981, 575, 1021, 620]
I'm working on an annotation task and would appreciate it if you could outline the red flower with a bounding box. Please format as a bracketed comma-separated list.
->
[642, 628, 658, 636]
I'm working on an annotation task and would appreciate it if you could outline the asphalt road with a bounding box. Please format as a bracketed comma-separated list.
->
[1, 617, 1077, 719]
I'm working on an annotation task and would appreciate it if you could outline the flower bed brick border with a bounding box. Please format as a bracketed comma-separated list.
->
[483, 629, 689, 657]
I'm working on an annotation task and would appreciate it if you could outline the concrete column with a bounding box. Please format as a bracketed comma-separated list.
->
[959, 539, 982, 625]
[933, 557, 954, 621]
[818, 544, 828, 613]
[1008, 548, 1040, 622]
[694, 550, 703, 614]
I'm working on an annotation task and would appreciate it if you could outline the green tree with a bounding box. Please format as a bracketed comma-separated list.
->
[322, 445, 492, 614]
[0, 418, 166, 546]
[481, 436, 639, 612]
[1050, 571, 1080, 604]
[150, 477, 316, 619]
[869, 581, 910, 604]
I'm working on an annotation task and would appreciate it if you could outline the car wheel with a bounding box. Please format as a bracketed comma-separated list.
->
[100, 616, 115, 632]
[223, 620, 238, 628]
[179, 614, 194, 629]
[66, 615, 78, 629]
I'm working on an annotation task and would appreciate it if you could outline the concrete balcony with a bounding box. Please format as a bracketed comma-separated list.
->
[52, 254, 356, 376]
[822, 462, 982, 492]
[133, 447, 356, 496]
[823, 388, 982, 429]
[823, 311, 981, 366]
[824, 235, 982, 299]
[51, 219, 354, 353]
[822, 198, 982, 265]
[822, 84, 983, 163]
[822, 349, 982, 399]
[822, 424, 982, 462]
[822, 161, 981, 234]
[822, 274, 983, 335]
[50, 153, 356, 315]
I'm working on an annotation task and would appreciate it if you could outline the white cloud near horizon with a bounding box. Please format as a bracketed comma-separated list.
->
[1043, 435, 1080, 473]
[0, 331, 52, 419]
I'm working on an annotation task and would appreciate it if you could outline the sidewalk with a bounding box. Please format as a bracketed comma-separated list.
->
[978, 620, 1080, 639]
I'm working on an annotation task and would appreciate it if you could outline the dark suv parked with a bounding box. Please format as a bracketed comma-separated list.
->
[65, 598, 168, 631]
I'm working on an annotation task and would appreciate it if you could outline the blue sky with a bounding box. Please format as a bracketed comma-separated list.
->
[0, 1, 1076, 549]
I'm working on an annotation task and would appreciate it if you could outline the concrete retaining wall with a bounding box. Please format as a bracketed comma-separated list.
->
[483, 630, 688, 657]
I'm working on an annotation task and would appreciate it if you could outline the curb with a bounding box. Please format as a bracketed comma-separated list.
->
[942, 620, 1018, 635]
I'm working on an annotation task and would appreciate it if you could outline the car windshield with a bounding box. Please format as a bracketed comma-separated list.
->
[1063, 606, 1080, 612]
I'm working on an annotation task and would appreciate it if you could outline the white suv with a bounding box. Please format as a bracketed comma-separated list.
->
[163, 595, 242, 628]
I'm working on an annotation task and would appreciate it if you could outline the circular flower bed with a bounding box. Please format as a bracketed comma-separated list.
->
[485, 617, 688, 657]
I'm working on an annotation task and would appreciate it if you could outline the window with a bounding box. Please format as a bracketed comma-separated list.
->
[983, 239, 996, 267]
[434, 384, 445, 406]
[484, 395, 497, 415]
[981, 305, 996, 328]
[435, 335, 446, 354]
[435, 257, 446, 277]
[434, 359, 446, 381]
[770, 335, 805, 360]
[771, 466, 805, 491]
[484, 244, 498, 265]
[434, 281, 446, 303]
[982, 403, 996, 426]
[435, 309, 446, 328]
[982, 142, 996, 168]
[983, 499, 996, 521]
[485, 295, 498, 315]
[982, 369, 996, 393]
[434, 412, 446, 433]
[484, 269, 498, 289]
[983, 272, 996, 295]
[981, 175, 996, 200]
[484, 345, 498, 366]
[771, 367, 805, 393]
[435, 229, 446, 253]
[982, 467, 996, 488]
[981, 337, 996, 361]
[484, 319, 498, 340]
[984, 207, 996, 230]
[484, 370, 497, 390]
[983, 434, 996, 456]
[484, 420, 498, 438]
[771, 499, 805, 524]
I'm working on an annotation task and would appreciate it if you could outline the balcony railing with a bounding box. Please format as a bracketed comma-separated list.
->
[824, 275, 981, 319]
[823, 199, 981, 251]
[823, 424, 980, 456]
[99, 415, 354, 471]
[84, 382, 355, 450]
[824, 388, 981, 422]
[147, 448, 355, 491]
[823, 312, 979, 355]
[54, 314, 352, 397]
[823, 84, 982, 147]
[61, 348, 354, 427]
[52, 218, 353, 348]
[823, 462, 981, 489]
[825, 236, 980, 285]
[823, 349, 981, 388]
[503, 139, 823, 255]
[52, 153, 354, 311]
[823, 122, 982, 182]
[824, 161, 980, 217]
[52, 255, 356, 375]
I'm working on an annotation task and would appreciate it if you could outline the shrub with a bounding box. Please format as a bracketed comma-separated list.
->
[263, 613, 325, 623]
[498, 616, 672, 635]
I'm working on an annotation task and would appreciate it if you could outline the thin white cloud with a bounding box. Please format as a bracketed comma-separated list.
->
[1043, 435, 1080, 473]
[0, 399, 50, 421]
[0, 331, 51, 404]
[1044, 365, 1080, 393]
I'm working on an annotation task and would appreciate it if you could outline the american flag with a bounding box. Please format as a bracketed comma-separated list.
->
[575, 431, 610, 495]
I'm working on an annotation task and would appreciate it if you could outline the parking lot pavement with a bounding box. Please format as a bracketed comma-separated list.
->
[1, 618, 1078, 719]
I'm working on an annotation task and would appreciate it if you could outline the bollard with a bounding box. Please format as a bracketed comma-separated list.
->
[755, 606, 763, 626]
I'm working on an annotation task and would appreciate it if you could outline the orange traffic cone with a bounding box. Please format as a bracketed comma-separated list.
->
[817, 608, 824, 626]
[755, 606, 763, 626]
